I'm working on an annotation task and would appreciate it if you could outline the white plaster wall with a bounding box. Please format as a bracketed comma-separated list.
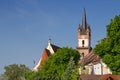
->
[93, 63, 102, 75]
[78, 39, 89, 47]
[47, 44, 54, 54]
[102, 62, 112, 74]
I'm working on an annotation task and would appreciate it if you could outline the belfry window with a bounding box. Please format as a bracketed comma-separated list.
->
[82, 40, 84, 47]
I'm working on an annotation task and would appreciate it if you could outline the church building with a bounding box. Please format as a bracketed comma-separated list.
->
[77, 9, 112, 75]
[33, 9, 112, 75]
[33, 39, 60, 71]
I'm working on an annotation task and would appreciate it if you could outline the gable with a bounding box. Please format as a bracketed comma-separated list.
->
[33, 42, 60, 71]
[47, 43, 60, 54]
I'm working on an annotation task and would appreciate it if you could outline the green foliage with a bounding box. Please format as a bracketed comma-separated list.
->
[24, 71, 42, 80]
[61, 57, 79, 80]
[0, 74, 8, 80]
[25, 47, 80, 80]
[94, 15, 120, 74]
[94, 39, 111, 57]
[40, 47, 80, 80]
[4, 64, 30, 80]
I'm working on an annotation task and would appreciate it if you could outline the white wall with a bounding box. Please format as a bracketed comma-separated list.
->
[78, 39, 88, 47]
[47, 43, 54, 54]
[102, 62, 112, 74]
[93, 61, 112, 75]
[93, 63, 102, 75]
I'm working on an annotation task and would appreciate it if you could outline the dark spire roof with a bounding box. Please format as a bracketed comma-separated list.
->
[81, 8, 87, 34]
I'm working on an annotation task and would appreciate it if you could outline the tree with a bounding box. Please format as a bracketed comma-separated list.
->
[24, 47, 80, 80]
[0, 74, 8, 80]
[24, 70, 42, 80]
[4, 64, 30, 80]
[41, 47, 80, 80]
[61, 57, 79, 80]
[94, 15, 120, 74]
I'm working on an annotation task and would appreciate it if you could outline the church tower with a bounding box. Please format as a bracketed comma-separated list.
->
[77, 9, 91, 57]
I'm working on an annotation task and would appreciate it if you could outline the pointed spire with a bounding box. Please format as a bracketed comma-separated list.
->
[82, 8, 87, 30]
[81, 8, 87, 34]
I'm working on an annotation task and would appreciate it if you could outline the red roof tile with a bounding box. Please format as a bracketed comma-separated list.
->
[80, 74, 120, 80]
[80, 75, 103, 80]
[80, 51, 100, 65]
[37, 48, 51, 69]
[36, 44, 60, 70]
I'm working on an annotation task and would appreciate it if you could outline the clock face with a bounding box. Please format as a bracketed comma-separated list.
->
[78, 39, 88, 47]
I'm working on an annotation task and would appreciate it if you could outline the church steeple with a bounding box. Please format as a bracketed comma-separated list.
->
[81, 8, 87, 34]
[77, 9, 91, 56]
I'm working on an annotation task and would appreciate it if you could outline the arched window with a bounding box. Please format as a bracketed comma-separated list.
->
[82, 40, 84, 47]
[82, 53, 84, 58]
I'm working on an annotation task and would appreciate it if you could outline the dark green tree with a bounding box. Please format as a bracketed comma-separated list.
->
[4, 64, 30, 80]
[24, 70, 42, 80]
[41, 47, 80, 80]
[24, 47, 80, 80]
[61, 57, 79, 80]
[94, 15, 120, 74]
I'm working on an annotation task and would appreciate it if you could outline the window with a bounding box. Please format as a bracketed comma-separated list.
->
[82, 53, 84, 58]
[82, 40, 84, 47]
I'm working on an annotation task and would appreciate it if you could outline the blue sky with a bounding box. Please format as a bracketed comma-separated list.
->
[0, 0, 120, 74]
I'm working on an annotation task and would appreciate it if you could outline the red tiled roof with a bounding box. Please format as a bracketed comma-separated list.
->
[80, 74, 120, 80]
[36, 44, 60, 70]
[92, 56, 100, 63]
[113, 75, 120, 80]
[80, 75, 103, 80]
[37, 48, 51, 69]
[80, 51, 100, 65]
